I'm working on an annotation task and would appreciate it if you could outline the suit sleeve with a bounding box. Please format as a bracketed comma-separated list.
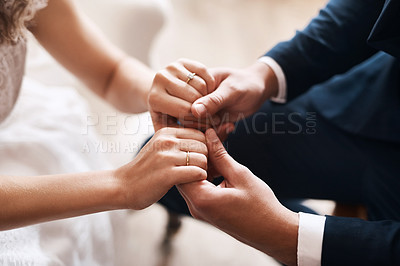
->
[265, 0, 384, 100]
[322, 216, 400, 265]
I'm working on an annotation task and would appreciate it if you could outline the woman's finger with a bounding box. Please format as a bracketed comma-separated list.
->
[150, 111, 180, 131]
[176, 58, 215, 94]
[178, 139, 208, 156]
[149, 90, 192, 119]
[172, 166, 207, 184]
[176, 151, 207, 170]
[173, 128, 206, 143]
[164, 76, 203, 104]
[166, 62, 208, 96]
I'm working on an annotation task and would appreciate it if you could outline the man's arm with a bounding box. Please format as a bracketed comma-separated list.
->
[322, 216, 400, 265]
[266, 0, 384, 100]
[30, 0, 154, 113]
[178, 129, 400, 266]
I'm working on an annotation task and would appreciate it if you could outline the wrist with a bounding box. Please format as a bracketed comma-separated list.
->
[260, 208, 299, 266]
[106, 169, 129, 209]
[277, 210, 299, 266]
[250, 61, 279, 101]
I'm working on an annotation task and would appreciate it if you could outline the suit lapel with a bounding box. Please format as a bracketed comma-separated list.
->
[368, 0, 400, 58]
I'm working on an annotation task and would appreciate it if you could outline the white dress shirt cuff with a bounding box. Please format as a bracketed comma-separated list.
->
[297, 212, 326, 266]
[257, 56, 287, 103]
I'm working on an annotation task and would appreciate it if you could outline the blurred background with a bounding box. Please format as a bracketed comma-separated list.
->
[25, 0, 329, 265]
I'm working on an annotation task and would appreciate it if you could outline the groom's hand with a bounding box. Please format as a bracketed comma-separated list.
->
[191, 62, 279, 123]
[177, 128, 299, 266]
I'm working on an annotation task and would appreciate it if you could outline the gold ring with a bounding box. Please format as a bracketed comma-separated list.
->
[186, 151, 190, 166]
[186, 72, 196, 84]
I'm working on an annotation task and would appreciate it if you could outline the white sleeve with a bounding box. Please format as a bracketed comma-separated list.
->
[297, 212, 326, 266]
[257, 56, 287, 103]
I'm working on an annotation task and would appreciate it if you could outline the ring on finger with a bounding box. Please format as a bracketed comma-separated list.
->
[186, 72, 196, 84]
[186, 151, 190, 166]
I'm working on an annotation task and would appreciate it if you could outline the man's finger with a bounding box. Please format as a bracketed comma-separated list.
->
[215, 123, 235, 142]
[191, 87, 232, 118]
[205, 128, 238, 179]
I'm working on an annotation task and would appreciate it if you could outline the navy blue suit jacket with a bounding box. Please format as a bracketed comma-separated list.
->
[265, 0, 400, 264]
[267, 0, 400, 143]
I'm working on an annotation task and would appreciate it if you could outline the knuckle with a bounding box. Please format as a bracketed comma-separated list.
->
[152, 136, 165, 148]
[166, 62, 179, 72]
[177, 58, 188, 64]
[153, 135, 176, 151]
[178, 105, 191, 116]
[159, 127, 177, 136]
[154, 70, 168, 83]
[199, 154, 208, 169]
[180, 140, 190, 151]
[197, 132, 207, 143]
[208, 94, 224, 107]
[199, 143, 208, 156]
[160, 137, 177, 150]
[187, 90, 201, 103]
[213, 146, 228, 160]
[157, 127, 169, 135]
[233, 165, 250, 176]
[229, 84, 242, 95]
[197, 169, 207, 180]
[147, 90, 160, 106]
[163, 137, 177, 147]
[197, 79, 207, 95]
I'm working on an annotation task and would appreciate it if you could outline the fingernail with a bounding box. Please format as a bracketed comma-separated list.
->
[206, 128, 218, 141]
[194, 103, 206, 117]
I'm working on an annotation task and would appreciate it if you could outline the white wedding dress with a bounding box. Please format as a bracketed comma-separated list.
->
[0, 1, 122, 265]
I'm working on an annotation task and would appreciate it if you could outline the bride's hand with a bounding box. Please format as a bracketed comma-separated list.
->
[148, 59, 216, 130]
[148, 58, 234, 140]
[114, 127, 208, 210]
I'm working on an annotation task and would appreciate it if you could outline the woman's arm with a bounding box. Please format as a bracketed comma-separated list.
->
[29, 0, 154, 113]
[0, 170, 121, 231]
[0, 128, 208, 231]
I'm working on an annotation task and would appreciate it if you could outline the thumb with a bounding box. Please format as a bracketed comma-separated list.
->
[191, 67, 233, 119]
[205, 128, 240, 181]
[191, 89, 228, 119]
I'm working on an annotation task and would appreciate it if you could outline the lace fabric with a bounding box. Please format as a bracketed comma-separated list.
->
[0, 0, 48, 124]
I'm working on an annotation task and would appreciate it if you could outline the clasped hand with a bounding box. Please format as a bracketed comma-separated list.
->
[147, 59, 298, 266]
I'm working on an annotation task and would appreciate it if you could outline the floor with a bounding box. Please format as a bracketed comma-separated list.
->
[112, 0, 333, 266]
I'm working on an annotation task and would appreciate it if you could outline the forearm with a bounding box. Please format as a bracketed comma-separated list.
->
[0, 170, 123, 231]
[253, 208, 299, 266]
[104, 57, 154, 114]
[30, 0, 153, 114]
